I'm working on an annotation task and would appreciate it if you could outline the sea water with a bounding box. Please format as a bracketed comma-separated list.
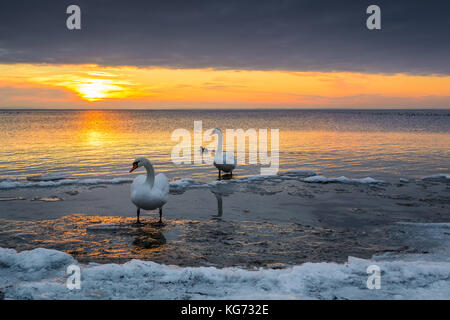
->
[1, 109, 449, 183]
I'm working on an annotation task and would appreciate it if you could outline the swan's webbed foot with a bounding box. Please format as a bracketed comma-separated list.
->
[147, 207, 164, 227]
[134, 217, 143, 226]
[220, 172, 233, 180]
[134, 207, 142, 226]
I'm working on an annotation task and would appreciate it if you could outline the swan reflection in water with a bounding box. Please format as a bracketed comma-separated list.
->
[213, 192, 224, 218]
[210, 183, 236, 219]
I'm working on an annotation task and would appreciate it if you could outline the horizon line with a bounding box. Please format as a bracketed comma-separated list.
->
[1, 107, 449, 112]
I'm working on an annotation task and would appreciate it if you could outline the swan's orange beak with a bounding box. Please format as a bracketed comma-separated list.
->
[129, 163, 138, 173]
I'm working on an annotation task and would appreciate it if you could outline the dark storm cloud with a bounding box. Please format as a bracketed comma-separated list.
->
[0, 0, 449, 74]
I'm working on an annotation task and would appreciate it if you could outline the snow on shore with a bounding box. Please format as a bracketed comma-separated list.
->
[1, 223, 449, 300]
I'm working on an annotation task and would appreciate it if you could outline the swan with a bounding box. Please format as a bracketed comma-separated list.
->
[212, 128, 236, 178]
[129, 157, 169, 224]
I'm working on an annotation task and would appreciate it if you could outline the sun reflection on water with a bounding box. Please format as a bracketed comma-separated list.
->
[0, 110, 448, 181]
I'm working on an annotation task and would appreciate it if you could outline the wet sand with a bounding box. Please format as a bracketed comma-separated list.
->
[0, 174, 449, 267]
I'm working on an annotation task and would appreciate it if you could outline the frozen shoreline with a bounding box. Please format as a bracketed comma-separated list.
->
[3, 168, 450, 190]
[0, 170, 449, 299]
[0, 222, 449, 300]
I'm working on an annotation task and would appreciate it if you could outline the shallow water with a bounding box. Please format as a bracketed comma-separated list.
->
[1, 109, 449, 182]
[0, 173, 448, 266]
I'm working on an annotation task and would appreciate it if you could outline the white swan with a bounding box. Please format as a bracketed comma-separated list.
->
[212, 128, 236, 178]
[129, 157, 169, 224]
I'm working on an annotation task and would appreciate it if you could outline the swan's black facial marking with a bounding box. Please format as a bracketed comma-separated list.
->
[130, 160, 140, 173]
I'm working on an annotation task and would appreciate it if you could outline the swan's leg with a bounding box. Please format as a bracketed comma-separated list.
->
[218, 169, 221, 179]
[159, 207, 163, 224]
[136, 207, 141, 224]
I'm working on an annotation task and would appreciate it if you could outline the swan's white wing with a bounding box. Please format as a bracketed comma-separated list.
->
[224, 152, 236, 166]
[130, 175, 148, 206]
[154, 173, 169, 203]
[131, 175, 146, 193]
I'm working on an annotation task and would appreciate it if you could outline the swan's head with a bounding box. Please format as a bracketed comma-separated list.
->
[212, 128, 222, 135]
[129, 157, 147, 173]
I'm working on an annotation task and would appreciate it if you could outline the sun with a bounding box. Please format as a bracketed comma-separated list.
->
[74, 79, 124, 101]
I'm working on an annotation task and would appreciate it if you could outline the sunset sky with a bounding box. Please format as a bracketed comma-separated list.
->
[0, 0, 449, 109]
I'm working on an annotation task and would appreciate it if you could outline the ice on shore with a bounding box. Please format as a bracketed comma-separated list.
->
[280, 169, 317, 177]
[4, 170, 449, 191]
[169, 178, 206, 194]
[0, 197, 26, 201]
[1, 176, 211, 192]
[26, 172, 72, 182]
[422, 174, 450, 182]
[303, 175, 384, 184]
[86, 223, 123, 231]
[1, 223, 449, 300]
[31, 196, 64, 202]
[0, 177, 133, 190]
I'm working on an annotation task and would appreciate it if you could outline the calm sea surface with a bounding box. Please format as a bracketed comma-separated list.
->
[0, 109, 449, 182]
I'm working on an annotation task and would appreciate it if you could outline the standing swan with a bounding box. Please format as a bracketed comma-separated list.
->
[212, 128, 236, 178]
[129, 157, 169, 224]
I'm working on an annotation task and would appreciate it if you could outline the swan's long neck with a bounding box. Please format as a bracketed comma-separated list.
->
[215, 130, 224, 160]
[143, 160, 155, 188]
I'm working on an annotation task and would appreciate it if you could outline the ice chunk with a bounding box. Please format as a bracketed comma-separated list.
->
[303, 175, 384, 184]
[422, 174, 450, 182]
[86, 223, 123, 231]
[281, 169, 317, 177]
[27, 172, 72, 182]
[0, 177, 133, 190]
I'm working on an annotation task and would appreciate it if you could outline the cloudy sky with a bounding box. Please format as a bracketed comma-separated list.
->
[0, 0, 449, 108]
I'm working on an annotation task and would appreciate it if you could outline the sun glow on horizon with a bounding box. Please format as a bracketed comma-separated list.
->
[0, 63, 449, 108]
[74, 79, 126, 101]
